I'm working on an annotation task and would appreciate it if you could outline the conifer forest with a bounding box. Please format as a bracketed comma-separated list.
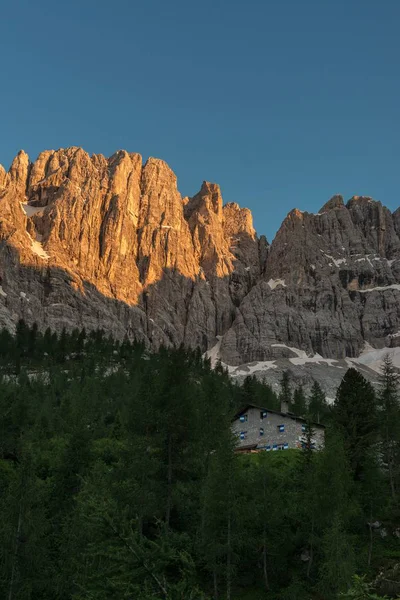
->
[0, 321, 399, 599]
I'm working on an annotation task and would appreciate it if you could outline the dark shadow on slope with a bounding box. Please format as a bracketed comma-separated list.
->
[0, 239, 259, 355]
[1, 235, 400, 366]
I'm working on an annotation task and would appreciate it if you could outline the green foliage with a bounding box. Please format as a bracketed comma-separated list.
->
[333, 369, 378, 481]
[307, 380, 329, 424]
[291, 385, 307, 417]
[339, 575, 390, 599]
[279, 370, 292, 410]
[318, 514, 355, 598]
[239, 375, 279, 411]
[378, 354, 400, 503]
[0, 322, 399, 600]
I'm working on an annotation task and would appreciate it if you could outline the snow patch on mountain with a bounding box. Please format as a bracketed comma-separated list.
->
[271, 343, 343, 367]
[289, 355, 341, 367]
[228, 361, 278, 375]
[31, 238, 50, 260]
[203, 336, 391, 399]
[204, 336, 222, 368]
[320, 250, 347, 268]
[267, 278, 286, 290]
[20, 202, 44, 217]
[352, 344, 400, 373]
[359, 284, 400, 293]
[271, 343, 308, 358]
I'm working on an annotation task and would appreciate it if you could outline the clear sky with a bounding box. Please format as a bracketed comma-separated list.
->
[1, 0, 399, 241]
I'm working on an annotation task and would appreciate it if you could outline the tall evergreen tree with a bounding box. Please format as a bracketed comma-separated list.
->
[279, 370, 292, 412]
[297, 420, 319, 579]
[240, 375, 279, 411]
[333, 368, 377, 481]
[308, 381, 328, 424]
[378, 354, 400, 501]
[292, 384, 307, 416]
[200, 432, 241, 600]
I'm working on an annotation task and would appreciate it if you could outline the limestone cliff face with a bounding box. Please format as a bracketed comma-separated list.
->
[0, 147, 261, 350]
[220, 196, 400, 364]
[0, 146, 399, 365]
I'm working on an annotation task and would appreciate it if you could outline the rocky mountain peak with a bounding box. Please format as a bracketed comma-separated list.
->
[0, 146, 262, 350]
[320, 194, 344, 212]
[9, 150, 30, 197]
[0, 164, 8, 190]
[222, 202, 256, 239]
[185, 181, 223, 221]
[0, 145, 400, 395]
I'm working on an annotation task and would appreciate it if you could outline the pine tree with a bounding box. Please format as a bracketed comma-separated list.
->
[316, 428, 356, 533]
[200, 433, 240, 600]
[279, 370, 292, 412]
[297, 420, 318, 578]
[76, 327, 86, 358]
[15, 319, 29, 374]
[362, 453, 386, 567]
[0, 328, 14, 364]
[241, 375, 257, 406]
[0, 450, 53, 600]
[240, 375, 279, 411]
[42, 326, 53, 356]
[27, 322, 39, 359]
[246, 452, 296, 593]
[56, 327, 68, 363]
[292, 384, 307, 416]
[333, 369, 377, 481]
[308, 381, 328, 424]
[378, 354, 400, 501]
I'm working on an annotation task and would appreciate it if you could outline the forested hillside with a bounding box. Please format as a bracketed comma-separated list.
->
[0, 323, 399, 599]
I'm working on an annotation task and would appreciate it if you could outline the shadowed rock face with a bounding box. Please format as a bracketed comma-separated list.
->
[220, 196, 400, 364]
[1, 146, 400, 368]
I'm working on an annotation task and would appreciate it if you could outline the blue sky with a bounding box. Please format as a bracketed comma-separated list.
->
[1, 0, 399, 241]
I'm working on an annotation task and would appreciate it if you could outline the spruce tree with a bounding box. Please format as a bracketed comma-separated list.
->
[15, 319, 29, 374]
[378, 354, 400, 501]
[27, 322, 39, 359]
[333, 368, 377, 481]
[56, 327, 68, 363]
[0, 328, 14, 364]
[297, 420, 318, 578]
[308, 381, 328, 424]
[42, 326, 53, 356]
[200, 432, 240, 600]
[292, 384, 307, 416]
[240, 375, 279, 411]
[279, 370, 292, 412]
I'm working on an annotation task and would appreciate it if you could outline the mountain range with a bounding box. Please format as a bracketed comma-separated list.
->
[1, 146, 400, 395]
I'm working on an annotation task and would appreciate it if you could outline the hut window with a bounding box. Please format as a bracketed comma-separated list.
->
[278, 424, 285, 433]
